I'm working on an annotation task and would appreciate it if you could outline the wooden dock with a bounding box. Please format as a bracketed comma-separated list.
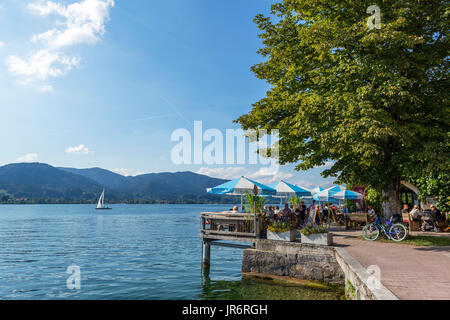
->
[199, 211, 262, 268]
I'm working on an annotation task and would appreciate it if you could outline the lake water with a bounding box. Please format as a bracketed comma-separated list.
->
[0, 204, 344, 300]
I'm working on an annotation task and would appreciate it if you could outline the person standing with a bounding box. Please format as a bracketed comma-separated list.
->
[299, 201, 307, 222]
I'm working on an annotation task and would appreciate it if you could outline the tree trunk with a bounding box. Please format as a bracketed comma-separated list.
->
[382, 178, 402, 219]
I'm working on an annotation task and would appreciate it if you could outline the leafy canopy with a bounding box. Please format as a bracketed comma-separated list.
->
[236, 0, 449, 189]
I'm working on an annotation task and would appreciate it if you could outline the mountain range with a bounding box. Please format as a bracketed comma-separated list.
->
[0, 163, 231, 204]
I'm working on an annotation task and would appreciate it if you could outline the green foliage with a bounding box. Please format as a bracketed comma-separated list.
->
[409, 172, 450, 212]
[268, 220, 292, 233]
[244, 192, 265, 214]
[366, 187, 383, 213]
[346, 280, 355, 299]
[343, 199, 356, 212]
[235, 0, 449, 216]
[358, 235, 450, 247]
[300, 222, 328, 236]
[289, 196, 303, 208]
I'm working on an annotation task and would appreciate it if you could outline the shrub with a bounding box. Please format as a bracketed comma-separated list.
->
[300, 223, 328, 236]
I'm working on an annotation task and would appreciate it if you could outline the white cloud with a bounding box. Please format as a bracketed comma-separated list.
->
[6, 0, 114, 91]
[39, 84, 54, 92]
[17, 153, 39, 163]
[316, 161, 334, 168]
[110, 168, 144, 177]
[196, 166, 337, 191]
[0, 41, 4, 47]
[66, 144, 93, 155]
[247, 166, 294, 184]
[7, 49, 79, 83]
[29, 0, 115, 49]
[197, 167, 248, 180]
[196, 166, 294, 185]
[111, 168, 132, 176]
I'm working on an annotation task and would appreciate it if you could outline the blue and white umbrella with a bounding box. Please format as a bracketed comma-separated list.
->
[207, 176, 276, 212]
[207, 176, 276, 196]
[313, 185, 346, 202]
[269, 181, 312, 197]
[311, 186, 324, 194]
[269, 180, 311, 205]
[331, 190, 364, 200]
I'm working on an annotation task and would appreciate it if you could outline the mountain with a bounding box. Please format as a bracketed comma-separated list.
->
[59, 166, 230, 202]
[58, 167, 129, 190]
[122, 171, 229, 202]
[0, 163, 230, 204]
[0, 163, 103, 201]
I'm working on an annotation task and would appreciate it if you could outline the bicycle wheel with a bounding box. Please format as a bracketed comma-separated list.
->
[389, 223, 408, 242]
[362, 223, 380, 241]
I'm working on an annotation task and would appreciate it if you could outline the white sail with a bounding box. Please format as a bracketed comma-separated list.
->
[97, 189, 105, 209]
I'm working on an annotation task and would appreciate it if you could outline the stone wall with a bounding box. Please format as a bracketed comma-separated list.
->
[241, 239, 398, 300]
[242, 240, 345, 284]
[334, 248, 398, 300]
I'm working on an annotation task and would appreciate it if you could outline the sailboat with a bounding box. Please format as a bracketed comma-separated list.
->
[96, 188, 112, 210]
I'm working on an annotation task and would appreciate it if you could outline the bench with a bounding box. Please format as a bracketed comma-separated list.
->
[346, 213, 368, 229]
[402, 212, 421, 232]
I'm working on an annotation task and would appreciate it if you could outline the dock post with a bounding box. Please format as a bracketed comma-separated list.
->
[202, 239, 211, 269]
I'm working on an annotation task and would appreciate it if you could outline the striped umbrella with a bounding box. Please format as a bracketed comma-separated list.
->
[207, 176, 276, 196]
[313, 185, 346, 202]
[331, 190, 364, 200]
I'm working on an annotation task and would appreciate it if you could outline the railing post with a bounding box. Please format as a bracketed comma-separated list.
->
[201, 216, 206, 231]
[202, 239, 211, 269]
[255, 215, 261, 239]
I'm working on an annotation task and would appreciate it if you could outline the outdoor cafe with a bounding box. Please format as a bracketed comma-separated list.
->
[203, 176, 369, 237]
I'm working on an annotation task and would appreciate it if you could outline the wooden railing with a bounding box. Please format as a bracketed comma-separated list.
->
[200, 212, 261, 241]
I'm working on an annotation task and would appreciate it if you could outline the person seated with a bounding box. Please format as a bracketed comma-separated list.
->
[401, 204, 409, 214]
[367, 205, 377, 222]
[230, 206, 239, 212]
[409, 205, 422, 222]
[430, 205, 445, 221]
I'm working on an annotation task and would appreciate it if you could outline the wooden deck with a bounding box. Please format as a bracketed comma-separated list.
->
[199, 211, 261, 268]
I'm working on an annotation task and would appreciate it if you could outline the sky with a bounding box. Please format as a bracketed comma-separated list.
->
[0, 0, 336, 189]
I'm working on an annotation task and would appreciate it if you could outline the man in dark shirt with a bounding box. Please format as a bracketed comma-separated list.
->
[299, 201, 307, 221]
[401, 204, 409, 214]
[431, 205, 445, 221]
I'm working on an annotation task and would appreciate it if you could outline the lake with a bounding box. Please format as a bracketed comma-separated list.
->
[0, 204, 344, 300]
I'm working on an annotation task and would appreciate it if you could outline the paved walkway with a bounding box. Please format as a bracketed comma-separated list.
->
[332, 231, 450, 300]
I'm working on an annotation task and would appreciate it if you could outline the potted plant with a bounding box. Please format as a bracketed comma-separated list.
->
[300, 223, 333, 246]
[267, 217, 296, 242]
[243, 192, 265, 234]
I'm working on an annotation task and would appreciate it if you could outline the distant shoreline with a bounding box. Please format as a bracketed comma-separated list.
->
[0, 201, 236, 205]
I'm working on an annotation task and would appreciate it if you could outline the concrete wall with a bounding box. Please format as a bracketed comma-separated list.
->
[242, 240, 345, 284]
[241, 239, 398, 300]
[334, 248, 398, 300]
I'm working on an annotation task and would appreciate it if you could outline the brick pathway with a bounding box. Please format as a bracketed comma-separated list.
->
[333, 231, 450, 300]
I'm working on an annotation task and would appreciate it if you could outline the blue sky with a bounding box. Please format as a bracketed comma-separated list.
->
[0, 0, 335, 188]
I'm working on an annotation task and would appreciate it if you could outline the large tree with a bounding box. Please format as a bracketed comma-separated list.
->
[236, 0, 449, 217]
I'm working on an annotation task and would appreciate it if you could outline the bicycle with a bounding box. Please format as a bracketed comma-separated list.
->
[362, 217, 408, 242]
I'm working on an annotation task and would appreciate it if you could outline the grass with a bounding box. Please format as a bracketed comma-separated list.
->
[358, 235, 450, 246]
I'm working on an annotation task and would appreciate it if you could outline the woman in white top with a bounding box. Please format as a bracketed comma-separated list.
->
[409, 205, 422, 222]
